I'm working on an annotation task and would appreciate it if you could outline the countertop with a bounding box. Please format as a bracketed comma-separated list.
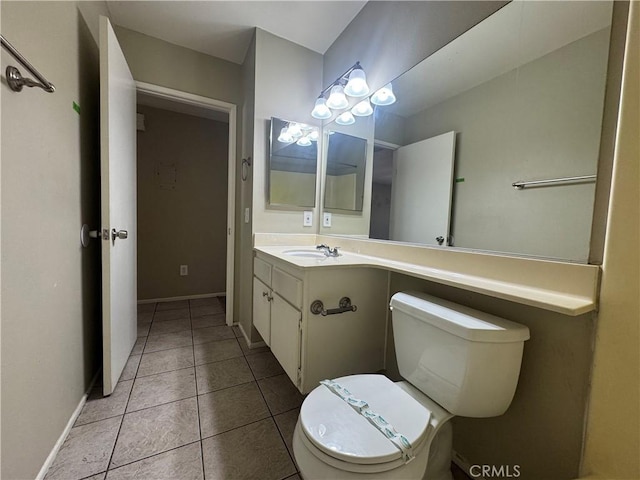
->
[254, 245, 598, 316]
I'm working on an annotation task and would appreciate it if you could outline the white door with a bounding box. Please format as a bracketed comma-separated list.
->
[100, 16, 137, 395]
[389, 131, 456, 245]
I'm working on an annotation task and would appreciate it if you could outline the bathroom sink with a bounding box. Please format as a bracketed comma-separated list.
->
[282, 249, 327, 259]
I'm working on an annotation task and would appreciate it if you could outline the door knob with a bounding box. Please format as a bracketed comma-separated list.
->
[112, 228, 128, 241]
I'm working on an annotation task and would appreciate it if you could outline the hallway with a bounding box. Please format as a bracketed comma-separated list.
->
[44, 298, 302, 480]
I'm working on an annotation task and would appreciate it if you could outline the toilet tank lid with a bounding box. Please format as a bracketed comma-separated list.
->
[389, 292, 530, 343]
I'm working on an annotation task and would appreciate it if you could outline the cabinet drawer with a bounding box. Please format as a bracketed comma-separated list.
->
[272, 268, 303, 309]
[254, 257, 272, 285]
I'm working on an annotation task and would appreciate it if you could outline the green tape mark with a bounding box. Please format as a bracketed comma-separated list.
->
[73, 101, 81, 114]
[455, 177, 465, 183]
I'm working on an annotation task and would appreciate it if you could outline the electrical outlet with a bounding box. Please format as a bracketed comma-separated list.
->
[180, 265, 188, 276]
[323, 212, 332, 227]
[244, 207, 250, 224]
[303, 211, 313, 227]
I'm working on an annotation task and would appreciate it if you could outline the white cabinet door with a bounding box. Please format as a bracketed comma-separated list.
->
[252, 277, 271, 346]
[270, 293, 301, 386]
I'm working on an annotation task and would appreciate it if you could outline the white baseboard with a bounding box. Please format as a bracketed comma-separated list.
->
[36, 371, 100, 480]
[237, 323, 267, 350]
[138, 292, 225, 304]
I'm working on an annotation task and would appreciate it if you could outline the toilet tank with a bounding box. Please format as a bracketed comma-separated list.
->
[389, 291, 530, 418]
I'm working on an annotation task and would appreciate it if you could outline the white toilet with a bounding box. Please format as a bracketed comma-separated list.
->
[293, 291, 530, 480]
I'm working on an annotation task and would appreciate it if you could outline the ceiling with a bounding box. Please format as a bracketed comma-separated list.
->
[106, 1, 367, 65]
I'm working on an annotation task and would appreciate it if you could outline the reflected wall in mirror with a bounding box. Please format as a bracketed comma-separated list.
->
[369, 0, 613, 262]
[268, 117, 319, 208]
[324, 131, 367, 212]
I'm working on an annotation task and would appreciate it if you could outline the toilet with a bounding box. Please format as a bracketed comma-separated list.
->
[293, 291, 530, 480]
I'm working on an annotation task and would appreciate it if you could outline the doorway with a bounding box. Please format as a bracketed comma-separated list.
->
[134, 82, 237, 326]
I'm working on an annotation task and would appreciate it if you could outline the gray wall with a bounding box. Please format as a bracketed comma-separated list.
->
[252, 28, 323, 234]
[136, 105, 228, 300]
[237, 31, 256, 339]
[113, 26, 242, 107]
[404, 29, 610, 261]
[324, 1, 507, 93]
[1, 2, 102, 478]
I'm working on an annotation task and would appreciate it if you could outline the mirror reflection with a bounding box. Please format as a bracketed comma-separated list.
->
[368, 0, 613, 261]
[268, 117, 318, 208]
[324, 131, 367, 212]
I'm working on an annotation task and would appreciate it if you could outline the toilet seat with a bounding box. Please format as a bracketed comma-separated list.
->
[299, 374, 435, 472]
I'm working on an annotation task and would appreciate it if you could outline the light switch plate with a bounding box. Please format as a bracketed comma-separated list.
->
[244, 207, 250, 223]
[303, 211, 313, 227]
[180, 265, 188, 276]
[323, 212, 332, 227]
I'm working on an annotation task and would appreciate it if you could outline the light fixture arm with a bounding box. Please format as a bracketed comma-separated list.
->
[317, 61, 363, 98]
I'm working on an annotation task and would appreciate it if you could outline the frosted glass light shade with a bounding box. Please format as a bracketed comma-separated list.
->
[351, 98, 373, 116]
[335, 111, 355, 126]
[278, 127, 293, 143]
[326, 85, 349, 110]
[297, 136, 312, 146]
[344, 68, 370, 97]
[308, 129, 319, 141]
[371, 83, 396, 106]
[311, 97, 332, 119]
[288, 123, 303, 139]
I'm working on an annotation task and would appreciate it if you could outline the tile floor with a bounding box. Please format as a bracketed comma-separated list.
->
[45, 297, 303, 480]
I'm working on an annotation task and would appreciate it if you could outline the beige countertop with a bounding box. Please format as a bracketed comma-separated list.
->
[254, 244, 598, 316]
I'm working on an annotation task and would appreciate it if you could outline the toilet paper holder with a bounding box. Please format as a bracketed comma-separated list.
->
[310, 297, 357, 316]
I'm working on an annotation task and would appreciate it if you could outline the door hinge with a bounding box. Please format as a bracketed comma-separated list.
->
[296, 367, 302, 387]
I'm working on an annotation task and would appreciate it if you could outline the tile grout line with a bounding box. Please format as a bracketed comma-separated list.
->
[190, 299, 207, 480]
[103, 301, 158, 476]
[101, 440, 204, 475]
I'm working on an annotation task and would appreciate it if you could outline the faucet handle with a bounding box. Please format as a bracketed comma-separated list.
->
[328, 246, 340, 256]
[316, 244, 329, 250]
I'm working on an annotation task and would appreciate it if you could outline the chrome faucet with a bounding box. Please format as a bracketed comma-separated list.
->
[316, 244, 340, 257]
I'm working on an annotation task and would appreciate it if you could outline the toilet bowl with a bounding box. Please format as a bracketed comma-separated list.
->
[293, 292, 530, 479]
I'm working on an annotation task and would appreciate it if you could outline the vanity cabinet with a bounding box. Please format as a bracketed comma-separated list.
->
[252, 252, 388, 393]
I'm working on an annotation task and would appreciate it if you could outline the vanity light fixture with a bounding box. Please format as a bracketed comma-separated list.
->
[311, 61, 372, 120]
[326, 85, 349, 110]
[277, 121, 318, 147]
[343, 66, 370, 97]
[311, 97, 332, 119]
[297, 136, 312, 147]
[278, 127, 294, 143]
[371, 83, 396, 106]
[351, 98, 373, 117]
[335, 111, 355, 126]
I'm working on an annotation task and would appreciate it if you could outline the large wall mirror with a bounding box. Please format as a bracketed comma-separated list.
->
[343, 0, 613, 262]
[324, 131, 368, 212]
[268, 117, 319, 208]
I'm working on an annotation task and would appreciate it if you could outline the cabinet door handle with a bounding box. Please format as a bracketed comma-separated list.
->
[262, 291, 273, 301]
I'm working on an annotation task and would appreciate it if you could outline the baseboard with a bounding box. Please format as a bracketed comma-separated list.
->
[36, 371, 100, 480]
[452, 450, 485, 480]
[138, 292, 225, 304]
[237, 323, 267, 350]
